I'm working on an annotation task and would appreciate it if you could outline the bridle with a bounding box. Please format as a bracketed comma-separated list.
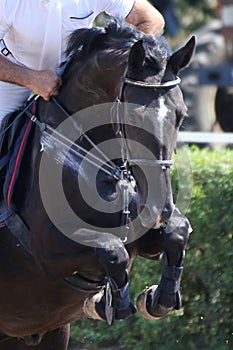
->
[123, 76, 181, 89]
[111, 73, 182, 170]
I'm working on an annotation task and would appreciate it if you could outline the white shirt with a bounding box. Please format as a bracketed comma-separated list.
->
[0, 0, 134, 71]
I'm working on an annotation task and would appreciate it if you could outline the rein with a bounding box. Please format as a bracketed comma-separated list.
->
[0, 336, 11, 345]
[30, 96, 124, 181]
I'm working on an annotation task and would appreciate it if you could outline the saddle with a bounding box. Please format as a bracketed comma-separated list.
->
[0, 98, 37, 252]
[0, 98, 74, 347]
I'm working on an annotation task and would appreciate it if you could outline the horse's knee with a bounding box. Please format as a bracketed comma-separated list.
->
[100, 243, 129, 269]
[163, 210, 192, 255]
[72, 228, 129, 274]
[176, 215, 192, 246]
[95, 236, 129, 273]
[168, 208, 191, 237]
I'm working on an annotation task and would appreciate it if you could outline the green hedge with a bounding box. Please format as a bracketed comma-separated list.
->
[70, 147, 233, 350]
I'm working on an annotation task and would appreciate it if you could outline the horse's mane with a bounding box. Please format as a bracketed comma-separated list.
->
[65, 19, 170, 71]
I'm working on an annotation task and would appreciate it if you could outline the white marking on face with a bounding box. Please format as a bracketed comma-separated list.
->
[158, 97, 168, 119]
[158, 97, 168, 158]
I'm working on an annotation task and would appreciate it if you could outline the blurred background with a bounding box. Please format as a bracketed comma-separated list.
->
[153, 0, 233, 137]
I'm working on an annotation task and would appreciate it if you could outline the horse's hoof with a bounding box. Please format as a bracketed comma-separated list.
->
[83, 290, 105, 321]
[136, 285, 173, 320]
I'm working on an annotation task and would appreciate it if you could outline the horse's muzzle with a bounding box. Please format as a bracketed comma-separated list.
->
[139, 202, 174, 229]
[159, 202, 175, 223]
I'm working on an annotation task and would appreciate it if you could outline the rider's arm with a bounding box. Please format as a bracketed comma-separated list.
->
[125, 0, 164, 35]
[0, 54, 61, 101]
[0, 0, 61, 100]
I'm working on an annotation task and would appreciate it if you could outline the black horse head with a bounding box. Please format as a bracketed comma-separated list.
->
[110, 31, 195, 229]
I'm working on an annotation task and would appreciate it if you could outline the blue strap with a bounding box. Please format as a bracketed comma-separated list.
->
[56, 61, 69, 77]
[104, 275, 132, 325]
[105, 276, 131, 310]
[0, 208, 13, 223]
[0, 152, 11, 170]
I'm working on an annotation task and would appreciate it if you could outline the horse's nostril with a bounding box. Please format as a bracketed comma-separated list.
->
[139, 205, 160, 228]
[139, 202, 174, 228]
[160, 203, 174, 223]
[140, 205, 152, 218]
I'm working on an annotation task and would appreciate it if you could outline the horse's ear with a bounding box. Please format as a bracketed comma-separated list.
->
[127, 40, 145, 76]
[167, 36, 196, 75]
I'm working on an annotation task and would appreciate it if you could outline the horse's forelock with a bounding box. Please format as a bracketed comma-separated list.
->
[65, 19, 168, 71]
[65, 27, 105, 59]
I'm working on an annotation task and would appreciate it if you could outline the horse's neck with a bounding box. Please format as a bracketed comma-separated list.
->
[59, 62, 125, 114]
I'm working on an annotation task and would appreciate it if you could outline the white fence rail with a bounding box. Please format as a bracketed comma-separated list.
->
[177, 132, 233, 144]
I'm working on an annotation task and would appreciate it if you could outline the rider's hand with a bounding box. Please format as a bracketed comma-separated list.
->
[28, 69, 62, 101]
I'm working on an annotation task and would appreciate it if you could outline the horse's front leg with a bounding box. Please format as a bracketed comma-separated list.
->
[80, 229, 136, 324]
[136, 207, 192, 320]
